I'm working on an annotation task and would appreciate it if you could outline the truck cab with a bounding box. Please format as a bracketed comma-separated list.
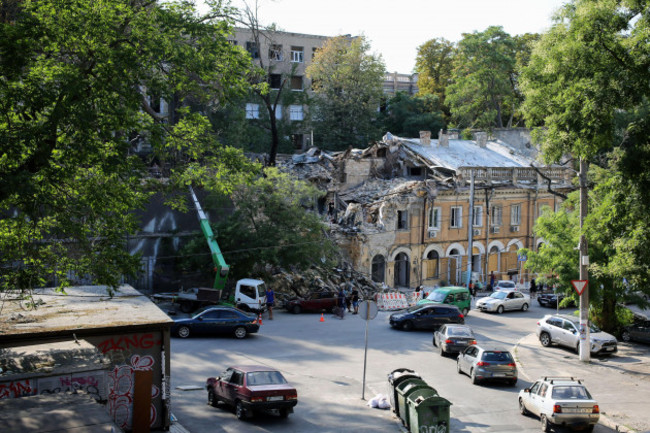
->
[233, 279, 267, 313]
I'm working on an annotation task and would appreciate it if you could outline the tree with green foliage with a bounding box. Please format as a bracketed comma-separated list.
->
[379, 92, 445, 138]
[415, 37, 455, 119]
[446, 26, 528, 131]
[181, 168, 339, 282]
[306, 35, 385, 150]
[520, 0, 650, 329]
[0, 0, 255, 295]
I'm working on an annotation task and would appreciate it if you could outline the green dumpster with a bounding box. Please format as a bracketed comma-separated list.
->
[387, 368, 420, 417]
[406, 388, 452, 433]
[395, 378, 429, 427]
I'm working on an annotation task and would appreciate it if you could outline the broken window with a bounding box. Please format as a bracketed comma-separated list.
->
[473, 206, 483, 227]
[245, 41, 259, 59]
[371, 255, 386, 283]
[291, 46, 304, 63]
[428, 207, 441, 230]
[269, 74, 282, 89]
[245, 103, 259, 119]
[408, 166, 422, 177]
[426, 250, 439, 278]
[510, 204, 521, 225]
[450, 206, 463, 228]
[291, 75, 303, 91]
[397, 210, 408, 230]
[269, 44, 283, 61]
[491, 205, 503, 226]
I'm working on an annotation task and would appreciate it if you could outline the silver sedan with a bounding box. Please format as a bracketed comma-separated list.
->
[476, 290, 530, 314]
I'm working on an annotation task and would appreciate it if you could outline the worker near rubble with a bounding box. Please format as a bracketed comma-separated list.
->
[265, 287, 275, 320]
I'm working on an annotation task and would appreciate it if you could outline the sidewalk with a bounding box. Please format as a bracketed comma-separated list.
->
[514, 333, 650, 433]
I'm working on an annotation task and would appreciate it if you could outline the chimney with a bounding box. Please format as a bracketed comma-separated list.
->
[438, 129, 449, 147]
[419, 130, 431, 146]
[475, 131, 487, 148]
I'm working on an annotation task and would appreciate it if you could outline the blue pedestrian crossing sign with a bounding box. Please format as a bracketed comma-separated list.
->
[518, 254, 527, 262]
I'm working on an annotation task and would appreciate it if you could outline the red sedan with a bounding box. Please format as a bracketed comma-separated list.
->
[206, 365, 298, 420]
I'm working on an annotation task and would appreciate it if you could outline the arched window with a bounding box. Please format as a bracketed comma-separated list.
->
[394, 252, 410, 287]
[426, 250, 439, 278]
[371, 255, 385, 283]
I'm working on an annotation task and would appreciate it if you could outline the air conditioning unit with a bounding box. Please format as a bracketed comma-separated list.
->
[510, 225, 520, 233]
[428, 229, 438, 238]
[490, 226, 500, 234]
[472, 229, 481, 236]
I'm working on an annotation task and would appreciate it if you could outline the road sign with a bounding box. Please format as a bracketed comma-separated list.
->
[518, 254, 527, 262]
[571, 280, 588, 295]
[358, 300, 378, 320]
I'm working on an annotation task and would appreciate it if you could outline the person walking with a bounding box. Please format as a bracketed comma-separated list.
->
[352, 289, 360, 314]
[337, 287, 346, 319]
[490, 271, 496, 292]
[530, 277, 537, 299]
[265, 287, 275, 320]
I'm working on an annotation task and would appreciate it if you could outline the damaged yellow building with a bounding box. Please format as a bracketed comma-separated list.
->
[281, 129, 574, 290]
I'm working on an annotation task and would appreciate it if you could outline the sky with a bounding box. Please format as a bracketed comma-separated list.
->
[210, 0, 569, 73]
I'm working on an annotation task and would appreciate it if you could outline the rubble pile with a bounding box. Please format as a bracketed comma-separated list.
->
[264, 263, 387, 301]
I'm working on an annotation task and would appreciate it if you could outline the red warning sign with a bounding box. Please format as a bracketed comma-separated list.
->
[571, 280, 588, 295]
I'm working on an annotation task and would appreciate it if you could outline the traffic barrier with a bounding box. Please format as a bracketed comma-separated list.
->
[377, 292, 410, 311]
[409, 291, 423, 306]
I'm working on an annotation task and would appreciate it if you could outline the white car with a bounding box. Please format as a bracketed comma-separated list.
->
[476, 290, 530, 313]
[519, 376, 599, 432]
[494, 280, 516, 291]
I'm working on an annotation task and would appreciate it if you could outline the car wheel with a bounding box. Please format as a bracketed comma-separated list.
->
[584, 425, 594, 433]
[234, 326, 248, 339]
[179, 301, 193, 314]
[292, 305, 302, 314]
[539, 332, 551, 347]
[401, 321, 414, 331]
[510, 378, 517, 387]
[470, 369, 480, 385]
[235, 401, 246, 420]
[439, 344, 446, 357]
[496, 305, 504, 314]
[575, 342, 580, 354]
[622, 330, 631, 342]
[432, 335, 437, 347]
[456, 359, 463, 375]
[519, 398, 529, 416]
[279, 408, 290, 418]
[177, 326, 191, 339]
[541, 414, 551, 432]
[208, 389, 219, 407]
[521, 303, 529, 312]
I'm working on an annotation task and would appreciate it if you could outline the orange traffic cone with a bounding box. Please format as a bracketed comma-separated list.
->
[319, 313, 325, 322]
[258, 313, 263, 325]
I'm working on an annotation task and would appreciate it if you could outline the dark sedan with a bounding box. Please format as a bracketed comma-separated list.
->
[537, 290, 574, 308]
[622, 319, 650, 344]
[206, 365, 298, 420]
[433, 324, 477, 356]
[171, 306, 259, 339]
[284, 290, 337, 314]
[389, 304, 464, 331]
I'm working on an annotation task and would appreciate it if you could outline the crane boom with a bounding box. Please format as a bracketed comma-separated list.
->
[189, 186, 229, 290]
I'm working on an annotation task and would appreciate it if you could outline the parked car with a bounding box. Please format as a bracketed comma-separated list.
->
[518, 376, 599, 432]
[389, 304, 464, 331]
[494, 280, 516, 291]
[206, 365, 298, 420]
[418, 286, 472, 316]
[456, 344, 517, 386]
[433, 324, 477, 356]
[171, 306, 259, 339]
[621, 319, 650, 344]
[284, 290, 337, 314]
[536, 314, 618, 355]
[476, 289, 530, 314]
[537, 289, 575, 308]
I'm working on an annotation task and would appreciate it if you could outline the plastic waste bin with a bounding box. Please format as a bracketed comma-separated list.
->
[395, 379, 430, 428]
[406, 388, 452, 433]
[387, 368, 420, 417]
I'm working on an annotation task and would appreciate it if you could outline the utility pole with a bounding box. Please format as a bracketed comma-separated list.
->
[466, 170, 475, 289]
[579, 158, 590, 362]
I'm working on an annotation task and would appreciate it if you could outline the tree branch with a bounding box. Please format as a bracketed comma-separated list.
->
[530, 164, 568, 200]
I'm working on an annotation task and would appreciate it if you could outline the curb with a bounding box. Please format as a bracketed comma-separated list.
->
[514, 335, 637, 433]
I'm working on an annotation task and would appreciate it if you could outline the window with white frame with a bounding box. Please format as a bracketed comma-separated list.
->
[450, 206, 463, 228]
[491, 205, 503, 226]
[274, 104, 282, 120]
[289, 105, 303, 121]
[511, 204, 521, 225]
[269, 44, 283, 61]
[245, 103, 259, 119]
[428, 207, 441, 230]
[291, 46, 304, 63]
[473, 206, 483, 227]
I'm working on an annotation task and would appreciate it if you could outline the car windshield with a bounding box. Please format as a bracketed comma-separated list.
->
[490, 292, 507, 300]
[589, 323, 602, 333]
[482, 351, 513, 362]
[448, 327, 473, 337]
[246, 371, 288, 386]
[406, 305, 427, 313]
[427, 291, 447, 302]
[552, 385, 591, 400]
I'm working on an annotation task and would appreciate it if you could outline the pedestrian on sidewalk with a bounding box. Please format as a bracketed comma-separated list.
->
[352, 289, 360, 314]
[530, 278, 537, 299]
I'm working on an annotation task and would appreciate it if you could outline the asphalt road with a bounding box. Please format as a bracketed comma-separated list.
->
[168, 300, 627, 433]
